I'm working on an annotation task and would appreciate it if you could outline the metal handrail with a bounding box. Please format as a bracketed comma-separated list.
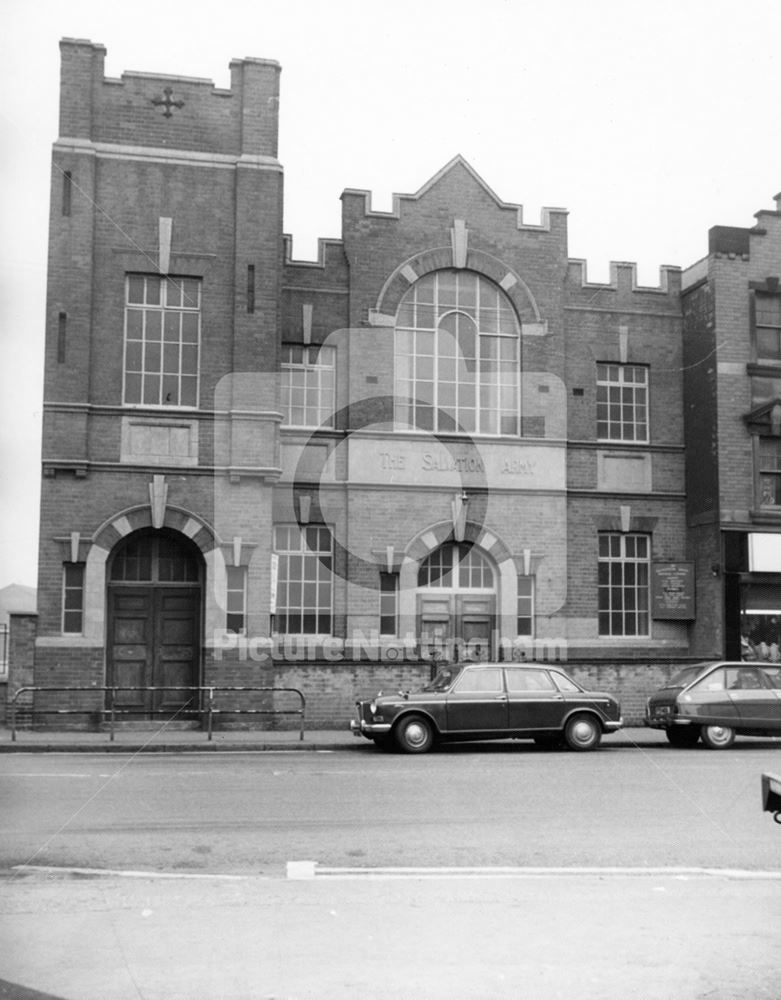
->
[8, 685, 305, 742]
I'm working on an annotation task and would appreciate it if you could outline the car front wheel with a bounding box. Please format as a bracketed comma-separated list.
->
[666, 726, 701, 748]
[700, 724, 736, 750]
[564, 713, 601, 751]
[394, 714, 435, 754]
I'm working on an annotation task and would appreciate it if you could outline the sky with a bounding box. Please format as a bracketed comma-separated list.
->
[1, 0, 779, 591]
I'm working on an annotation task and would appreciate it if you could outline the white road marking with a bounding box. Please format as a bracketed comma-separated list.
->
[286, 861, 781, 881]
[12, 864, 249, 880]
[0, 773, 97, 778]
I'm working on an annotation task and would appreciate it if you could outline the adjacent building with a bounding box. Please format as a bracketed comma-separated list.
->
[21, 38, 774, 727]
[682, 205, 781, 664]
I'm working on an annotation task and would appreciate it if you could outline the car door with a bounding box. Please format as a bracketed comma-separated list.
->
[445, 666, 508, 735]
[505, 668, 566, 732]
[677, 666, 739, 726]
[730, 666, 781, 730]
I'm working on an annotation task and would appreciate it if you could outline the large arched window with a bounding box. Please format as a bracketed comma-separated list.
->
[395, 270, 520, 435]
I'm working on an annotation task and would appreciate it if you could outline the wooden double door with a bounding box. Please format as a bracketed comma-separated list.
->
[108, 587, 201, 718]
[419, 594, 496, 663]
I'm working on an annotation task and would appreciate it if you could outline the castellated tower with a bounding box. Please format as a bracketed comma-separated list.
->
[38, 40, 284, 716]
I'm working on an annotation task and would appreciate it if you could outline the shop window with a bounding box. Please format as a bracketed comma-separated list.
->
[741, 598, 781, 662]
[754, 292, 781, 364]
[273, 525, 333, 635]
[124, 275, 200, 408]
[226, 566, 247, 634]
[517, 576, 534, 636]
[62, 563, 85, 634]
[379, 572, 399, 636]
[395, 270, 520, 436]
[596, 364, 649, 443]
[281, 345, 335, 428]
[598, 533, 650, 637]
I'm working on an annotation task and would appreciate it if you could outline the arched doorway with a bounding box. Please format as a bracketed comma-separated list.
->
[107, 529, 203, 719]
[417, 542, 496, 663]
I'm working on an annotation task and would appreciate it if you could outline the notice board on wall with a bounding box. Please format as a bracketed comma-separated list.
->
[652, 562, 695, 620]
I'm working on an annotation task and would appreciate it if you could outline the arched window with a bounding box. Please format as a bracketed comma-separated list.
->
[395, 270, 520, 435]
[109, 530, 200, 583]
[418, 543, 494, 589]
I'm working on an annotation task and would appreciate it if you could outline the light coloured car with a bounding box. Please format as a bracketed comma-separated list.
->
[645, 661, 781, 748]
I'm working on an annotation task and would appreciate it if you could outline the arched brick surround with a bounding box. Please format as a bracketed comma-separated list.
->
[375, 247, 541, 325]
[82, 505, 224, 645]
[398, 519, 519, 646]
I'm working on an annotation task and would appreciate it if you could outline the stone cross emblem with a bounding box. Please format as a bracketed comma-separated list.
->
[151, 87, 185, 118]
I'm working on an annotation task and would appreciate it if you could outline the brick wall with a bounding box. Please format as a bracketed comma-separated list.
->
[207, 652, 691, 729]
[6, 613, 38, 727]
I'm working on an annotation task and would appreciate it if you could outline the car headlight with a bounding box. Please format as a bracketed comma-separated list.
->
[369, 700, 377, 715]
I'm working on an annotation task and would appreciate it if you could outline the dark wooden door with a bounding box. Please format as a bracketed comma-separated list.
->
[153, 589, 200, 714]
[109, 587, 200, 717]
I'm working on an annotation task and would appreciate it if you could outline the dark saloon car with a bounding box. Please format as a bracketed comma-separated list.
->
[350, 662, 622, 753]
[645, 661, 781, 749]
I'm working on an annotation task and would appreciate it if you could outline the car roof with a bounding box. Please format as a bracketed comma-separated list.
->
[694, 661, 774, 669]
[456, 662, 565, 670]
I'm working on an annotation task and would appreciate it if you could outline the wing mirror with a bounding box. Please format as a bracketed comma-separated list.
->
[761, 772, 781, 825]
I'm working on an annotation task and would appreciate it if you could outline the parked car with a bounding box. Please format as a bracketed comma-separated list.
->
[350, 662, 622, 753]
[645, 661, 781, 749]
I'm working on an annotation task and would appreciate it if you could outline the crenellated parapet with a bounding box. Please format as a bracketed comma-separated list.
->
[340, 155, 568, 235]
[281, 236, 349, 345]
[567, 259, 681, 295]
[283, 234, 346, 272]
[57, 37, 281, 159]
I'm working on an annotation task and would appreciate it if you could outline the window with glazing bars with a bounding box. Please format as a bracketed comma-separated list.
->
[0, 624, 7, 678]
[62, 563, 85, 634]
[517, 576, 534, 636]
[395, 270, 520, 436]
[379, 572, 399, 636]
[281, 345, 336, 428]
[273, 525, 333, 634]
[758, 438, 781, 506]
[755, 293, 781, 363]
[596, 364, 648, 442]
[418, 543, 493, 589]
[124, 275, 200, 407]
[598, 533, 650, 636]
[110, 535, 199, 583]
[226, 566, 247, 634]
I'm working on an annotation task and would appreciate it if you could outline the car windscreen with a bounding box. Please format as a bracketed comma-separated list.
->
[550, 670, 583, 693]
[666, 664, 711, 688]
[422, 667, 461, 693]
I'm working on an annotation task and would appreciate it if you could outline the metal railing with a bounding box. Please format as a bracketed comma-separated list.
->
[7, 685, 306, 742]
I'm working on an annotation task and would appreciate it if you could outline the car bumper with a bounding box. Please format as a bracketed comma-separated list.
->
[644, 717, 693, 730]
[603, 718, 623, 732]
[350, 719, 393, 739]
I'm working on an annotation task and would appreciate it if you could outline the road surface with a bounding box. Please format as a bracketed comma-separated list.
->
[1, 744, 780, 999]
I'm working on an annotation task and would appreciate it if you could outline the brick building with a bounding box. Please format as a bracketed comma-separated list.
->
[682, 201, 781, 664]
[30, 39, 700, 727]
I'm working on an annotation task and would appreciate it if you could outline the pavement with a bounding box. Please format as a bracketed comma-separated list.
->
[0, 724, 668, 752]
